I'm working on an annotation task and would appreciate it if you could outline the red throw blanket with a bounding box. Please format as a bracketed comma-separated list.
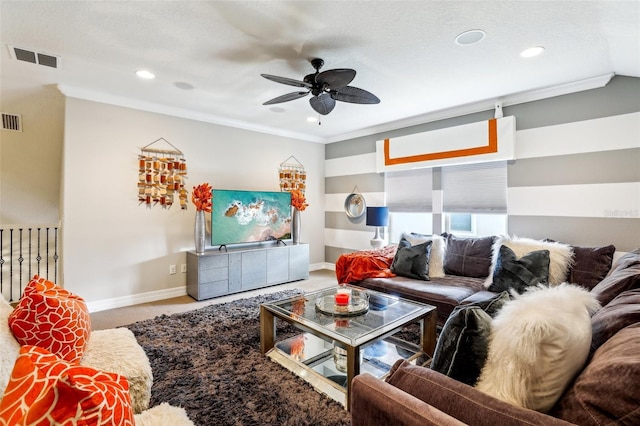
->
[335, 245, 397, 284]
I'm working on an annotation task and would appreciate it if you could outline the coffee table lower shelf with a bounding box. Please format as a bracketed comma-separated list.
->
[266, 332, 426, 408]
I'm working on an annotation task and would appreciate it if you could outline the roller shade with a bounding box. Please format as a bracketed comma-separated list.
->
[385, 168, 433, 212]
[442, 161, 507, 213]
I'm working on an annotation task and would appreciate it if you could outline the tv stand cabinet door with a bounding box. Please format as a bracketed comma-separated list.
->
[289, 244, 309, 281]
[241, 250, 267, 290]
[267, 247, 289, 284]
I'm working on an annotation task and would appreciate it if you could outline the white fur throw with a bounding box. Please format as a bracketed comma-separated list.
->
[135, 402, 194, 426]
[80, 328, 153, 414]
[485, 236, 573, 287]
[400, 233, 446, 278]
[0, 297, 21, 399]
[475, 284, 600, 412]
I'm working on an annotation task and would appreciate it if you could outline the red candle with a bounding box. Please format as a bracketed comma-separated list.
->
[335, 293, 349, 306]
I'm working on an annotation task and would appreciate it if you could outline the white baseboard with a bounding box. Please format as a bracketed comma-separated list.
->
[86, 286, 188, 313]
[87, 265, 333, 312]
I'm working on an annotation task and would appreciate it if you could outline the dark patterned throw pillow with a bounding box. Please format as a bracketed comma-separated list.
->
[488, 245, 550, 294]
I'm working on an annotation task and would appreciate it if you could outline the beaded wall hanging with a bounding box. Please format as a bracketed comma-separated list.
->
[278, 155, 306, 194]
[138, 138, 189, 209]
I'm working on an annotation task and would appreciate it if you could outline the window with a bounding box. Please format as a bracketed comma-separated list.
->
[385, 168, 433, 243]
[442, 161, 508, 236]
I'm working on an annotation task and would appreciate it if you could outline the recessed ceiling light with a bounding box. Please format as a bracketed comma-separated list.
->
[306, 116, 318, 123]
[455, 29, 486, 46]
[520, 46, 545, 58]
[136, 69, 155, 79]
[173, 81, 194, 90]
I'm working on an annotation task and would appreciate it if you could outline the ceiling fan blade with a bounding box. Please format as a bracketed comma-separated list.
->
[331, 86, 380, 104]
[316, 69, 356, 89]
[261, 74, 311, 88]
[263, 91, 309, 105]
[309, 93, 336, 115]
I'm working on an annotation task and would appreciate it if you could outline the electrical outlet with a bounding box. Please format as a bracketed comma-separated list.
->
[180, 264, 187, 273]
[169, 264, 177, 275]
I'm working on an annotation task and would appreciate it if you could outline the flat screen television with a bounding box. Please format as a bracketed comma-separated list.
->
[211, 189, 292, 246]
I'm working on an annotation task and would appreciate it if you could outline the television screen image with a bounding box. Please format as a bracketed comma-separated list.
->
[211, 189, 292, 246]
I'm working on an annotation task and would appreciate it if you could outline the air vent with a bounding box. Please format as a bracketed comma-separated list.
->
[7, 45, 61, 69]
[1, 113, 22, 132]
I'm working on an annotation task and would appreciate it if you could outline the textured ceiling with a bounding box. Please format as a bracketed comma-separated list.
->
[1, 1, 639, 143]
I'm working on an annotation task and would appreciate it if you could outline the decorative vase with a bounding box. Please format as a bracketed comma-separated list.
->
[194, 210, 206, 254]
[292, 208, 301, 244]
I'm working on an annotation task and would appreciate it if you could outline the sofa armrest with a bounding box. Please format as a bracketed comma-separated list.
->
[351, 373, 465, 426]
[383, 360, 575, 426]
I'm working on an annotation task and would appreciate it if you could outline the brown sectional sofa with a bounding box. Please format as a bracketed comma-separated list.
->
[351, 248, 640, 425]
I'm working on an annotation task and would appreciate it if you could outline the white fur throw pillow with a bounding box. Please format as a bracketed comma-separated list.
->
[485, 236, 573, 287]
[80, 328, 153, 414]
[0, 296, 21, 400]
[135, 402, 195, 426]
[400, 233, 445, 278]
[475, 284, 600, 412]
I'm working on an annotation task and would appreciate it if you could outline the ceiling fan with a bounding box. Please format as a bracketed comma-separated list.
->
[261, 58, 380, 115]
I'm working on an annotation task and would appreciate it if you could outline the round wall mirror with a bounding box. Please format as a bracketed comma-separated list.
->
[344, 193, 366, 218]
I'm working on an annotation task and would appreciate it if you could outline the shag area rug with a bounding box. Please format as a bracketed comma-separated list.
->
[126, 290, 352, 426]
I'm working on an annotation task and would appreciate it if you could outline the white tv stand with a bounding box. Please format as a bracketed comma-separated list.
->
[186, 242, 309, 301]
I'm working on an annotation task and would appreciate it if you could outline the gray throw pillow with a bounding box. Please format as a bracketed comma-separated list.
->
[390, 238, 431, 281]
[488, 245, 550, 294]
[431, 291, 510, 386]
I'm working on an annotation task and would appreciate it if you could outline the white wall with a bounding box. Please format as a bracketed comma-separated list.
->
[62, 97, 324, 307]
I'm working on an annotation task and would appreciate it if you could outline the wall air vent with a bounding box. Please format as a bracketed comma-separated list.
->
[1, 113, 22, 132]
[7, 45, 61, 69]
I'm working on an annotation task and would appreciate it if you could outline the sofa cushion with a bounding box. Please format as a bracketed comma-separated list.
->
[443, 234, 495, 278]
[590, 288, 640, 355]
[486, 236, 573, 287]
[0, 297, 20, 397]
[552, 323, 640, 424]
[8, 275, 91, 364]
[568, 244, 616, 290]
[400, 233, 445, 277]
[475, 284, 600, 412]
[391, 238, 431, 280]
[359, 275, 485, 325]
[0, 345, 134, 425]
[488, 245, 550, 294]
[590, 250, 640, 307]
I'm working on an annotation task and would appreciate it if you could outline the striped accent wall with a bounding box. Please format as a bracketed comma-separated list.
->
[325, 76, 640, 265]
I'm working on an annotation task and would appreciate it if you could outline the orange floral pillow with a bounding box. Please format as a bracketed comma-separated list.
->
[8, 275, 91, 364]
[0, 345, 134, 425]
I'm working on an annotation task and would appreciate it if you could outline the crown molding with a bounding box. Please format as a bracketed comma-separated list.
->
[57, 73, 614, 145]
[55, 84, 326, 143]
[324, 73, 615, 143]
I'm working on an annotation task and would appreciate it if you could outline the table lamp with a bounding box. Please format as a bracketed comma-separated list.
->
[366, 206, 389, 249]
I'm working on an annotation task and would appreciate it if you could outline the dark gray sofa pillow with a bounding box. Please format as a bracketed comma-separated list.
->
[569, 244, 616, 290]
[444, 234, 495, 278]
[488, 245, 550, 294]
[390, 238, 432, 281]
[431, 291, 510, 386]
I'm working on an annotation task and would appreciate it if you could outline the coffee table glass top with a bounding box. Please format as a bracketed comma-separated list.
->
[262, 285, 433, 347]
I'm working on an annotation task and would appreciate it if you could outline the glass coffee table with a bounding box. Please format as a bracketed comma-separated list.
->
[260, 285, 437, 409]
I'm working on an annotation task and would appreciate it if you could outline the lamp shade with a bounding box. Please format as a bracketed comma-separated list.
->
[366, 207, 389, 227]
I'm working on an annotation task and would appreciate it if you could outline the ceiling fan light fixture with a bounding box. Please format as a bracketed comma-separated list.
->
[455, 29, 486, 46]
[520, 46, 545, 58]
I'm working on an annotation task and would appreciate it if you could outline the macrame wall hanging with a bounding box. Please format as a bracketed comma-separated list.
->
[278, 155, 306, 194]
[138, 138, 189, 209]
